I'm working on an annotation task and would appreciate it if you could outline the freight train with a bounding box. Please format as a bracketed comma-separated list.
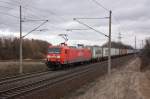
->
[46, 43, 134, 70]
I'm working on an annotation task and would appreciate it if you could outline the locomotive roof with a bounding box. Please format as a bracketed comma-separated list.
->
[48, 45, 89, 49]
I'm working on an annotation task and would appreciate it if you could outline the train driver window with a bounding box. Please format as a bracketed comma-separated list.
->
[65, 50, 67, 54]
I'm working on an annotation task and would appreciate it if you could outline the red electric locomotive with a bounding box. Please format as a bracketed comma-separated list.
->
[46, 43, 92, 69]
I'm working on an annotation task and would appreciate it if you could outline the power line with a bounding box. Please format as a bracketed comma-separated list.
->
[18, 7, 66, 30]
[23, 12, 43, 20]
[46, 25, 66, 31]
[73, 18, 119, 39]
[0, 1, 67, 29]
[22, 6, 48, 20]
[91, 0, 109, 12]
[74, 17, 109, 20]
[112, 16, 122, 34]
[20, 5, 45, 20]
[22, 19, 49, 22]
[91, 0, 125, 47]
[74, 18, 109, 37]
[22, 20, 48, 38]
[118, 32, 122, 43]
[0, 5, 15, 10]
[22, 4, 66, 22]
[0, 11, 19, 19]
[113, 16, 135, 43]
[22, 7, 68, 31]
[66, 28, 89, 31]
[0, 0, 18, 6]
[0, 18, 45, 30]
[9, 0, 20, 4]
[21, 0, 30, 7]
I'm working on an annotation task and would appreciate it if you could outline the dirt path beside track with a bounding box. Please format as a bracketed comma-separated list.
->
[63, 57, 150, 99]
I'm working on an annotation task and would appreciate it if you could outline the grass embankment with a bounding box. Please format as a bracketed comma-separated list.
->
[0, 61, 48, 78]
[62, 57, 150, 99]
[140, 39, 150, 71]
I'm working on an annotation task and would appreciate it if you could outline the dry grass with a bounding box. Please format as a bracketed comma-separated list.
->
[63, 58, 150, 99]
[0, 61, 48, 78]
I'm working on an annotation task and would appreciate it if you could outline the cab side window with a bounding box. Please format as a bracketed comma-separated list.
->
[65, 50, 67, 54]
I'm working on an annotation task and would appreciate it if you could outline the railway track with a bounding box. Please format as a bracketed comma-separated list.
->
[0, 59, 108, 99]
[0, 63, 92, 86]
[0, 55, 134, 99]
[0, 64, 100, 99]
[0, 71, 51, 85]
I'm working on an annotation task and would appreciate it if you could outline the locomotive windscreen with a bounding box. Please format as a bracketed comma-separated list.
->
[48, 48, 61, 54]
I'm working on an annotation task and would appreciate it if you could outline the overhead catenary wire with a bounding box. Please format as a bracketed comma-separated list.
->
[91, 0, 110, 12]
[21, 6, 67, 31]
[2, 0, 48, 20]
[66, 28, 89, 31]
[21, 0, 30, 7]
[74, 17, 109, 20]
[0, 1, 19, 19]
[22, 6, 49, 20]
[0, 0, 67, 32]
[91, 0, 125, 39]
[0, 0, 18, 6]
[0, 5, 16, 10]
[7, 0, 65, 23]
[22, 19, 49, 22]
[22, 3, 67, 22]
[0, 11, 19, 19]
[91, 0, 128, 46]
[74, 18, 109, 37]
[22, 20, 48, 38]
[0, 13, 44, 29]
[22, 5, 65, 24]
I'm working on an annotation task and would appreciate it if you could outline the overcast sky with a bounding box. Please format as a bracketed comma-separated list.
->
[0, 0, 149, 48]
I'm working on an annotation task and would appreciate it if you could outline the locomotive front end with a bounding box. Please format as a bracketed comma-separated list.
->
[46, 47, 62, 68]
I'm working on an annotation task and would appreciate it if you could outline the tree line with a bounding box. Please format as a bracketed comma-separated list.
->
[102, 41, 133, 49]
[0, 37, 51, 60]
[140, 38, 150, 70]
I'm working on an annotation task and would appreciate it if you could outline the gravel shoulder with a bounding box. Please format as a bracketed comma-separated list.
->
[63, 57, 150, 99]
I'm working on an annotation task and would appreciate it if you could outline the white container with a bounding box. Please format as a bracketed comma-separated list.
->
[88, 46, 103, 59]
[115, 48, 120, 56]
[103, 47, 108, 57]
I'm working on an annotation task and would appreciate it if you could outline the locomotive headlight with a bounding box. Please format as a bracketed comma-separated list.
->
[47, 55, 51, 58]
[56, 56, 60, 58]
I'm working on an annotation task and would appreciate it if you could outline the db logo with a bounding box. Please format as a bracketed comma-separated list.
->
[78, 52, 83, 56]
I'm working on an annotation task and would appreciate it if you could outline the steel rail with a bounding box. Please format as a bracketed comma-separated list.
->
[0, 60, 107, 99]
[0, 71, 52, 85]
[0, 63, 99, 99]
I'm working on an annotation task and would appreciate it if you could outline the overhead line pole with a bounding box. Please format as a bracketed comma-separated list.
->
[118, 32, 122, 43]
[18, 1, 48, 74]
[135, 36, 136, 49]
[142, 40, 144, 48]
[92, 0, 112, 75]
[19, 2, 23, 74]
[135, 36, 137, 55]
[74, 13, 112, 75]
[108, 10, 112, 75]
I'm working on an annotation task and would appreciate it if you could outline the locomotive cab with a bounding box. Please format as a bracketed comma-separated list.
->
[47, 47, 61, 63]
[46, 44, 69, 69]
[47, 47, 61, 60]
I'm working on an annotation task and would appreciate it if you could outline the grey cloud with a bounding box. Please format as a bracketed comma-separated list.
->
[0, 0, 149, 48]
